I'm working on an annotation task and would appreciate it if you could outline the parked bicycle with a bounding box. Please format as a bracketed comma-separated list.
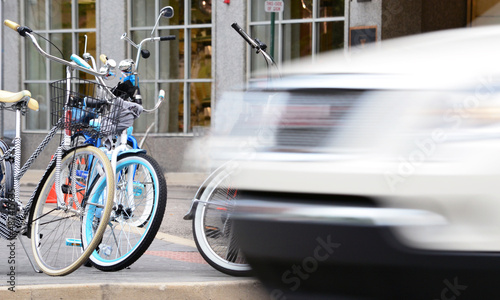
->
[67, 6, 174, 271]
[1, 20, 117, 276]
[183, 23, 278, 277]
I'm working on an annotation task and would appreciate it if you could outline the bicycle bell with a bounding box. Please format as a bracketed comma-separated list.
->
[118, 59, 135, 73]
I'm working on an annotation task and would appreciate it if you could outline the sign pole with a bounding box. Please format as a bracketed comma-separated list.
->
[270, 12, 275, 59]
[265, 0, 283, 59]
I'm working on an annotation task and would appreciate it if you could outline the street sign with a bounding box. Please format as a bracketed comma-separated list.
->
[265, 0, 284, 13]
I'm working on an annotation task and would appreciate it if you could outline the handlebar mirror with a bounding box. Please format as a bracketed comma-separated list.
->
[160, 6, 174, 18]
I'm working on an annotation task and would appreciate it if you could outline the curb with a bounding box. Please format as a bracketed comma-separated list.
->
[2, 280, 268, 300]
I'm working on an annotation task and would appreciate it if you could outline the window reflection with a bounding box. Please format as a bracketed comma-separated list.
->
[78, 0, 96, 28]
[191, 0, 212, 24]
[132, 0, 156, 27]
[190, 82, 211, 130]
[50, 32, 72, 80]
[26, 39, 47, 80]
[161, 0, 185, 25]
[50, 0, 72, 29]
[25, 0, 46, 29]
[318, 21, 344, 53]
[191, 28, 211, 78]
[160, 83, 184, 133]
[319, 0, 344, 17]
[25, 83, 47, 130]
[160, 29, 184, 79]
[283, 23, 312, 62]
[284, 0, 312, 19]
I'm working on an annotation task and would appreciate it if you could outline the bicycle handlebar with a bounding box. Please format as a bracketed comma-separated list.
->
[70, 54, 92, 69]
[159, 35, 176, 41]
[231, 23, 260, 50]
[3, 20, 110, 79]
[231, 22, 280, 80]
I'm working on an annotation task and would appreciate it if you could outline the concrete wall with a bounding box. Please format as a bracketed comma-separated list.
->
[2, 1, 20, 138]
[422, 0, 467, 32]
[349, 0, 383, 43]
[213, 0, 247, 108]
[382, 0, 422, 40]
[350, 0, 468, 42]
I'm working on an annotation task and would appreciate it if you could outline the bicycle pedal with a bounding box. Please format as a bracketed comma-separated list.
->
[66, 238, 82, 247]
[61, 184, 71, 194]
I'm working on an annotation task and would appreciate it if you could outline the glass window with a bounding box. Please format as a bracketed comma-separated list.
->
[159, 29, 184, 79]
[130, 0, 212, 134]
[131, 0, 156, 27]
[249, 0, 345, 76]
[23, 0, 97, 131]
[25, 83, 47, 131]
[50, 0, 72, 29]
[191, 28, 212, 79]
[319, 0, 344, 17]
[251, 1, 272, 22]
[78, 0, 96, 28]
[283, 0, 312, 20]
[283, 23, 312, 62]
[161, 0, 185, 25]
[191, 0, 212, 24]
[159, 82, 184, 133]
[25, 0, 46, 29]
[317, 21, 344, 53]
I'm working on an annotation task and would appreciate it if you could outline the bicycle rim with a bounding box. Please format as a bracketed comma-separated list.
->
[31, 146, 114, 276]
[88, 153, 166, 271]
[193, 169, 251, 276]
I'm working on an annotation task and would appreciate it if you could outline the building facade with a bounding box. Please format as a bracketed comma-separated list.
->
[0, 0, 498, 172]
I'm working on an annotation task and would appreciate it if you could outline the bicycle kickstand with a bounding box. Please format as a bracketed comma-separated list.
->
[18, 233, 43, 273]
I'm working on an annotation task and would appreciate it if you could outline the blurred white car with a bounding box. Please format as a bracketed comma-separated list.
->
[211, 25, 500, 299]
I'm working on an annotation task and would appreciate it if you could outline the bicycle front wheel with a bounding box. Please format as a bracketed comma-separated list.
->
[87, 152, 167, 271]
[30, 145, 114, 276]
[193, 168, 252, 276]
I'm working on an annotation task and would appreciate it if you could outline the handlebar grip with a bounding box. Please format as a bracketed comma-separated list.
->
[100, 54, 107, 64]
[160, 35, 176, 41]
[231, 22, 259, 49]
[159, 89, 165, 100]
[70, 54, 92, 70]
[4, 20, 19, 31]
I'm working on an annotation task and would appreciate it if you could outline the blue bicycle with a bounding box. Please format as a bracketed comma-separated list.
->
[69, 6, 174, 272]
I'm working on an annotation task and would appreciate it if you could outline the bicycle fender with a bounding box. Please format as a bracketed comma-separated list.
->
[117, 148, 146, 158]
[183, 199, 199, 220]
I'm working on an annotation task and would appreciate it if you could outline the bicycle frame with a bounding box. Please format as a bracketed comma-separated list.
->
[1, 21, 115, 232]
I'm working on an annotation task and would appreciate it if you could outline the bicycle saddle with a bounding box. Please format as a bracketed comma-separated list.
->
[0, 90, 39, 111]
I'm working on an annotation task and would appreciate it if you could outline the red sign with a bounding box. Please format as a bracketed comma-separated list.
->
[265, 0, 284, 13]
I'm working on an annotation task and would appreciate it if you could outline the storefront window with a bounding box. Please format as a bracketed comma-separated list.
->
[249, 0, 345, 76]
[24, 0, 96, 131]
[129, 0, 212, 134]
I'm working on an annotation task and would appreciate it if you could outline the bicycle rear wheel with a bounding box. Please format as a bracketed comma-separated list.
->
[87, 152, 167, 271]
[192, 168, 252, 276]
[30, 145, 114, 276]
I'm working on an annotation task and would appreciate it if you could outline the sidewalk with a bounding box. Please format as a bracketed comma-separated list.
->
[0, 235, 267, 300]
[2, 170, 270, 299]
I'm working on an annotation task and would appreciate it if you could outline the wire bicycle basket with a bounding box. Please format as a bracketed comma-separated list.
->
[50, 77, 124, 138]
